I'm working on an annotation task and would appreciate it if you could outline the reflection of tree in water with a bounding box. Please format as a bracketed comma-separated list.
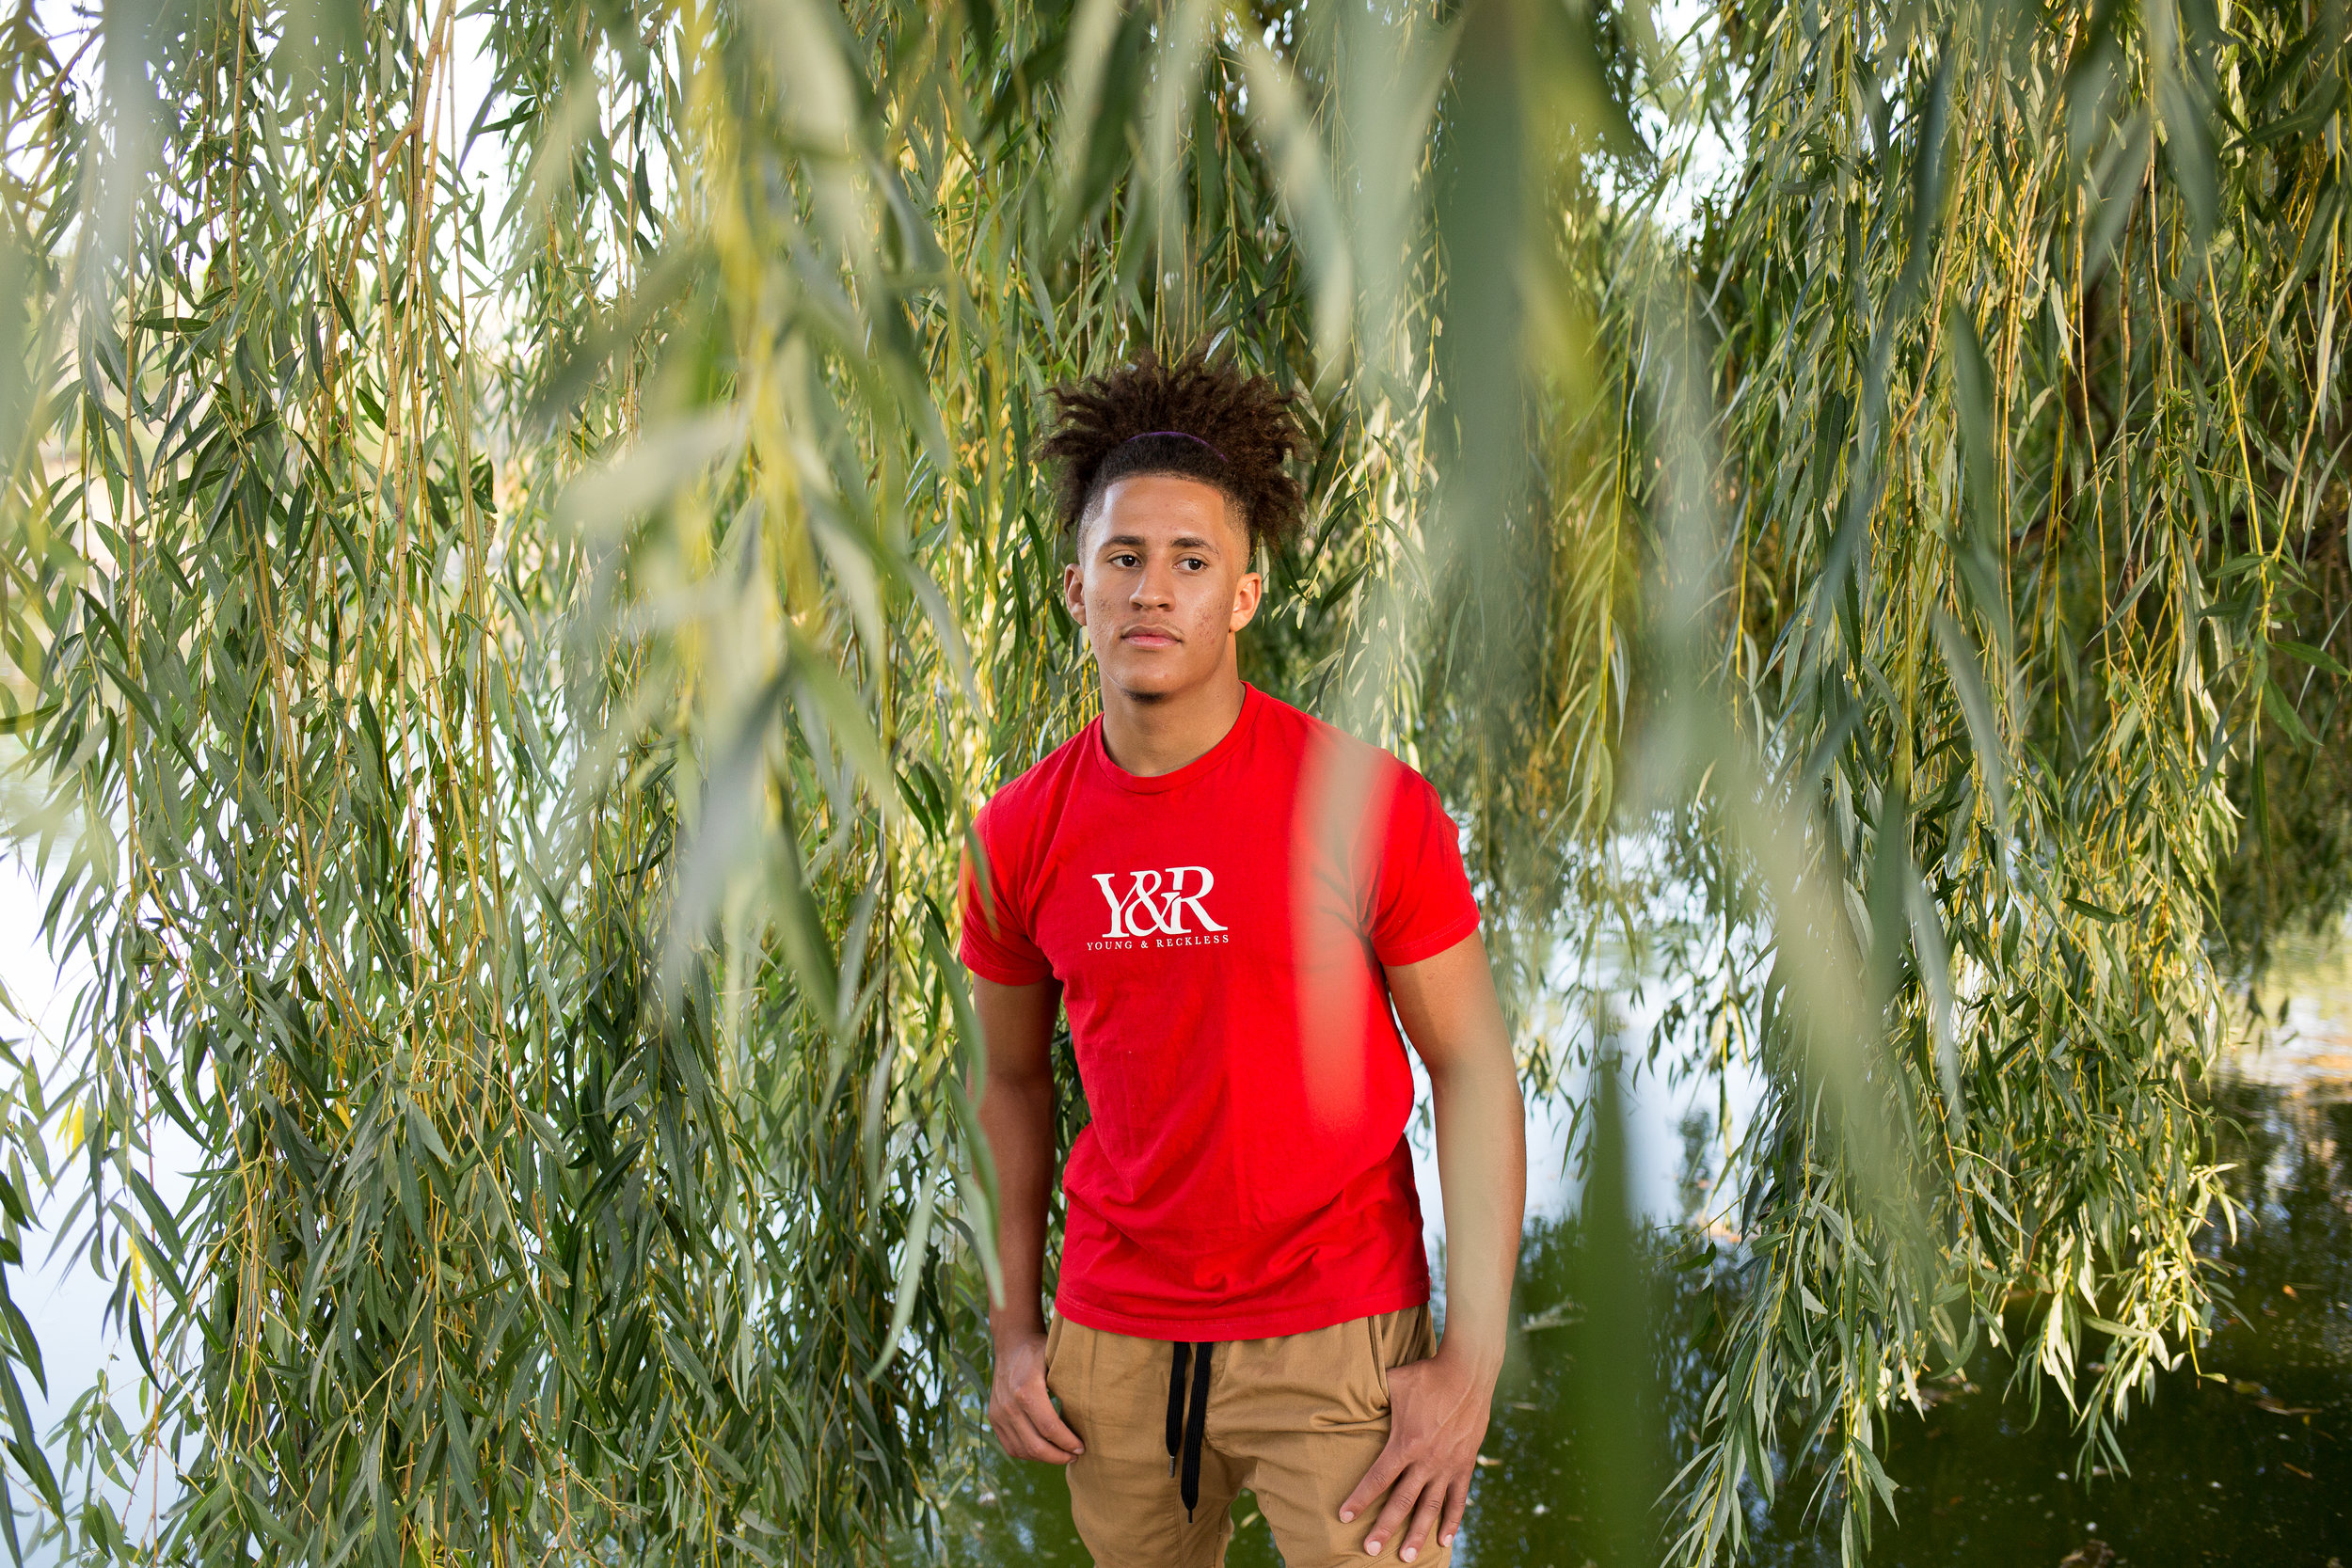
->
[2203, 1077, 2351, 1371]
[1763, 1070, 2352, 1568]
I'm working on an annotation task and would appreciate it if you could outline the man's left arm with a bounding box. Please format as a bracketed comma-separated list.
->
[1341, 932, 1526, 1560]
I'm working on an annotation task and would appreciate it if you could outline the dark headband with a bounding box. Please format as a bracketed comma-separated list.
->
[1120, 430, 1228, 463]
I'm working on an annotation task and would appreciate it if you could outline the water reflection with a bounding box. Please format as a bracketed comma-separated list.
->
[942, 962, 2352, 1566]
[1768, 1065, 2348, 1568]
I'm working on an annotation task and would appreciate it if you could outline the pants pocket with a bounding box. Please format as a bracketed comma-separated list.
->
[1404, 1303, 1436, 1364]
[1372, 1306, 1434, 1404]
[1043, 1313, 1069, 1393]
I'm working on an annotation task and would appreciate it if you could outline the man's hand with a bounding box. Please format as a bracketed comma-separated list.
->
[988, 1328, 1085, 1464]
[1339, 1347, 1498, 1560]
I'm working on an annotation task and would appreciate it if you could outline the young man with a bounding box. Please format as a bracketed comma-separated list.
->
[961, 353, 1526, 1567]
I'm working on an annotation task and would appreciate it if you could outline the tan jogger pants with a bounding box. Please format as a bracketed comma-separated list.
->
[1041, 1306, 1451, 1568]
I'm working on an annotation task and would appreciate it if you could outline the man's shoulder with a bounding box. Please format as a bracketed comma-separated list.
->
[975, 722, 1099, 835]
[1260, 692, 1428, 789]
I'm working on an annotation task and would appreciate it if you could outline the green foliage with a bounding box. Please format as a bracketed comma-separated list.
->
[0, 0, 2343, 1564]
[1647, 0, 2349, 1559]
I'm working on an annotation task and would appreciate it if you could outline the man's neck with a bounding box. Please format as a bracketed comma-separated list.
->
[1099, 666, 1248, 778]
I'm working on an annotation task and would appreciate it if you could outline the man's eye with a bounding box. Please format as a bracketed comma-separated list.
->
[1180, 557, 1205, 570]
[1111, 553, 1139, 567]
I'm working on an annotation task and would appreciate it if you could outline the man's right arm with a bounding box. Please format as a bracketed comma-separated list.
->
[973, 973, 1085, 1464]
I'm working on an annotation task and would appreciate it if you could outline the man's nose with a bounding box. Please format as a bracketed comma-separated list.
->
[1130, 560, 1175, 607]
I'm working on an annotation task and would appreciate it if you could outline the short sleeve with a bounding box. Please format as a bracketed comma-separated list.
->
[958, 814, 1054, 986]
[1366, 769, 1482, 967]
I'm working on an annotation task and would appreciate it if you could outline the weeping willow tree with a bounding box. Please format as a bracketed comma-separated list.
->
[0, 0, 2344, 1562]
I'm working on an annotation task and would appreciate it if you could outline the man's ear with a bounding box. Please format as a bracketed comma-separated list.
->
[1063, 560, 1086, 625]
[1230, 569, 1263, 632]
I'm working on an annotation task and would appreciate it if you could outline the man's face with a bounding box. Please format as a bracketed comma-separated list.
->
[1064, 474, 1262, 703]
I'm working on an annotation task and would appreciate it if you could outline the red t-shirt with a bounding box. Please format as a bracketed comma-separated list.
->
[959, 684, 1482, 1340]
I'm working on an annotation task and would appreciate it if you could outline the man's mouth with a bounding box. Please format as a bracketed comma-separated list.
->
[1120, 626, 1181, 648]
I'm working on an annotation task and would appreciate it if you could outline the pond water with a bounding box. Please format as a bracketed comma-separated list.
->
[943, 964, 2352, 1567]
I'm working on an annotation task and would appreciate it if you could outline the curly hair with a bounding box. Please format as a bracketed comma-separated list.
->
[1040, 350, 1307, 554]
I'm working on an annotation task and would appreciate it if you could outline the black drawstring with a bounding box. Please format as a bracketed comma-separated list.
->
[1165, 1339, 1216, 1520]
[1182, 1340, 1212, 1515]
[1165, 1342, 1190, 1473]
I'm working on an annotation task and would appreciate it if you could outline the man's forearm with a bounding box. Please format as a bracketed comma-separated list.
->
[979, 1069, 1058, 1341]
[1429, 1055, 1526, 1369]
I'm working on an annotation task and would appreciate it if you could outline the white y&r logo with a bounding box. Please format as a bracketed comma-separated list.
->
[1091, 866, 1228, 939]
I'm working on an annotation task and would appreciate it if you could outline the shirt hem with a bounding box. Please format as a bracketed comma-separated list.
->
[1374, 909, 1483, 968]
[1053, 1279, 1431, 1343]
